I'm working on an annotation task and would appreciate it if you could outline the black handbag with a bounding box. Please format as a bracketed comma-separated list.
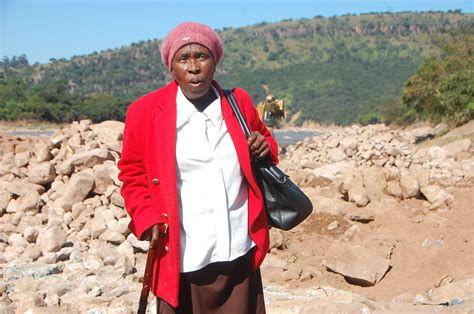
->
[224, 89, 313, 231]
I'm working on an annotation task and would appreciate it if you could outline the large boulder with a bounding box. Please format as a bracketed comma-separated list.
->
[322, 241, 391, 286]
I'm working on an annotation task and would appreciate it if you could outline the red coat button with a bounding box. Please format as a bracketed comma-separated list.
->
[152, 178, 160, 185]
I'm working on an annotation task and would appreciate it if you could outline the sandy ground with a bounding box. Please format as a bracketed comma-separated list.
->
[262, 180, 474, 304]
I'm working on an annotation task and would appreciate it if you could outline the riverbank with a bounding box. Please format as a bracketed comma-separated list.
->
[1, 119, 473, 312]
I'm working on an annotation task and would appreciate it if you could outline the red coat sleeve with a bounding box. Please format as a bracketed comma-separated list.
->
[233, 88, 279, 165]
[117, 104, 165, 240]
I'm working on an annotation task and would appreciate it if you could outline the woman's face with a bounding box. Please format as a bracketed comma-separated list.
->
[171, 44, 216, 100]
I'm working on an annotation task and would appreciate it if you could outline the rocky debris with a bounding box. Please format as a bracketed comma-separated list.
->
[0, 120, 472, 312]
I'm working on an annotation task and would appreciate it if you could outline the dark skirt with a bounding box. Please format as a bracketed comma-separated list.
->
[157, 249, 266, 314]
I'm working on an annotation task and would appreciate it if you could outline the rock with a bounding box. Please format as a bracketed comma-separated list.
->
[410, 165, 430, 189]
[15, 151, 31, 167]
[99, 229, 125, 245]
[325, 136, 340, 148]
[308, 192, 349, 216]
[420, 185, 454, 210]
[429, 278, 474, 303]
[322, 241, 391, 286]
[3, 245, 24, 262]
[83, 253, 104, 272]
[348, 185, 370, 207]
[91, 121, 124, 153]
[86, 218, 107, 239]
[443, 139, 472, 157]
[55, 160, 74, 176]
[346, 210, 375, 223]
[60, 169, 95, 210]
[16, 190, 42, 213]
[0, 181, 45, 196]
[385, 181, 403, 199]
[400, 172, 420, 199]
[126, 233, 148, 253]
[312, 161, 354, 180]
[23, 226, 39, 242]
[340, 137, 358, 157]
[27, 162, 56, 185]
[110, 192, 125, 208]
[281, 267, 302, 282]
[93, 162, 117, 194]
[301, 160, 319, 169]
[8, 233, 29, 247]
[269, 229, 285, 250]
[0, 190, 11, 213]
[63, 148, 112, 172]
[113, 256, 135, 277]
[34, 141, 51, 162]
[327, 221, 339, 230]
[116, 241, 134, 258]
[362, 166, 386, 202]
[37, 226, 67, 254]
[22, 244, 42, 261]
[428, 146, 447, 161]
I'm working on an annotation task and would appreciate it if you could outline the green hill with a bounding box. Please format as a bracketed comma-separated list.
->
[1, 11, 473, 124]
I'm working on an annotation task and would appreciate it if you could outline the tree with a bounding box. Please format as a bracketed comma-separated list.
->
[402, 33, 474, 125]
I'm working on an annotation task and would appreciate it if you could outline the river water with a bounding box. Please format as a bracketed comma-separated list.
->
[273, 129, 319, 147]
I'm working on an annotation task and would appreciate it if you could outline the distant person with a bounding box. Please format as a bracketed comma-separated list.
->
[118, 22, 279, 313]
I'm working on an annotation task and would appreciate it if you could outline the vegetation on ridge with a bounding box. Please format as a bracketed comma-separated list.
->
[1, 11, 473, 124]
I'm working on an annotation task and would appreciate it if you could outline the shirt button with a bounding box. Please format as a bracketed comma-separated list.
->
[164, 245, 169, 253]
[162, 213, 168, 219]
[152, 178, 160, 185]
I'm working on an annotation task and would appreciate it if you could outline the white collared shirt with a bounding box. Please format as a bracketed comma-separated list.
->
[175, 86, 254, 273]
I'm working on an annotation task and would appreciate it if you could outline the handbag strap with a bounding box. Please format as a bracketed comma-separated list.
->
[224, 89, 251, 139]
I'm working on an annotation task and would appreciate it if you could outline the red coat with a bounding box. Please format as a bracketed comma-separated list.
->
[117, 80, 279, 307]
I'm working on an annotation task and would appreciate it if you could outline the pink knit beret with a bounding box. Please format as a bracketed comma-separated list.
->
[160, 22, 223, 70]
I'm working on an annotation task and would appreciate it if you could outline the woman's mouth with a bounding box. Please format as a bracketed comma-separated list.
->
[189, 81, 203, 88]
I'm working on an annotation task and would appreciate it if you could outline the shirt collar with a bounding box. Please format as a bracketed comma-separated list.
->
[176, 86, 222, 129]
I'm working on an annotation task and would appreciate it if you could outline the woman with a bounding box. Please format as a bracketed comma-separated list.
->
[118, 22, 279, 313]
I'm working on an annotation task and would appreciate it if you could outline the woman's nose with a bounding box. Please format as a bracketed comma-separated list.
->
[187, 59, 200, 73]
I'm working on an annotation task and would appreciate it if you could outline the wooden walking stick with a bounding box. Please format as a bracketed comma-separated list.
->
[138, 224, 161, 314]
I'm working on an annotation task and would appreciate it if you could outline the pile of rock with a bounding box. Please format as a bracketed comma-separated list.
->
[0, 120, 472, 313]
[0, 120, 150, 313]
[283, 124, 473, 209]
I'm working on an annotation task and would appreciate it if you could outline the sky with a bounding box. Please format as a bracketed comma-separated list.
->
[1, 0, 473, 64]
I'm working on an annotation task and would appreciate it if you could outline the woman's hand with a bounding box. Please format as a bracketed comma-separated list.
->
[248, 131, 270, 159]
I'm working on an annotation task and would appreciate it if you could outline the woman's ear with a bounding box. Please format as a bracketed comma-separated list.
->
[170, 65, 175, 77]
